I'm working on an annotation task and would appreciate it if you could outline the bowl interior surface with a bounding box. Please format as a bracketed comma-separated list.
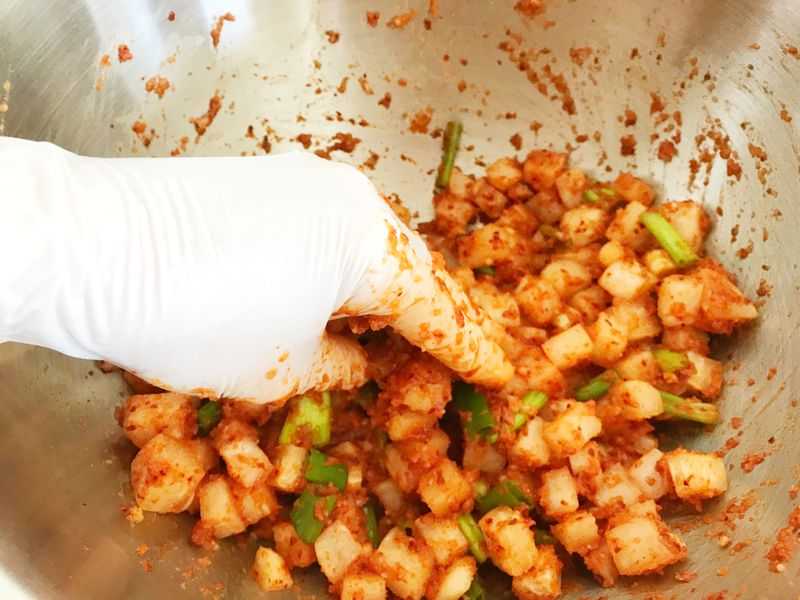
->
[0, 1, 798, 598]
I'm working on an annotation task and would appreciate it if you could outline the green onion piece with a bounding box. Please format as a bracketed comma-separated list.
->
[512, 391, 547, 433]
[512, 412, 528, 431]
[464, 579, 486, 600]
[457, 514, 488, 563]
[485, 431, 499, 444]
[473, 480, 489, 498]
[583, 189, 600, 203]
[324, 495, 337, 514]
[196, 400, 223, 437]
[640, 212, 699, 268]
[535, 528, 556, 545]
[436, 121, 463, 189]
[575, 376, 611, 401]
[363, 501, 380, 548]
[305, 448, 348, 491]
[474, 266, 496, 277]
[355, 381, 379, 408]
[453, 382, 496, 441]
[660, 391, 720, 425]
[599, 187, 617, 197]
[508, 481, 533, 504]
[654, 349, 689, 373]
[279, 392, 332, 447]
[291, 491, 326, 544]
[522, 390, 548, 413]
[476, 480, 532, 513]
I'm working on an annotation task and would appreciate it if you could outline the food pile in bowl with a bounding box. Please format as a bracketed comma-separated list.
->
[114, 128, 757, 599]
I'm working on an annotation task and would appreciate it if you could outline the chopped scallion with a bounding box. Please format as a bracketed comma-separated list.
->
[279, 392, 332, 447]
[660, 391, 720, 425]
[575, 376, 611, 401]
[305, 448, 348, 491]
[291, 491, 333, 544]
[436, 121, 463, 189]
[464, 579, 486, 600]
[196, 400, 222, 437]
[476, 480, 532, 513]
[583, 189, 600, 203]
[363, 501, 380, 548]
[453, 382, 497, 442]
[512, 391, 548, 432]
[640, 211, 699, 268]
[473, 480, 489, 499]
[654, 348, 689, 373]
[535, 528, 556, 545]
[457, 514, 488, 563]
[522, 390, 548, 412]
[513, 412, 528, 431]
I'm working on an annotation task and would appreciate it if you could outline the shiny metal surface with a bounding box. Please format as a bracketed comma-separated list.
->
[1, 1, 799, 598]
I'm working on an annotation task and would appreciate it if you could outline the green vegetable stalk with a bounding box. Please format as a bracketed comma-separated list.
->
[453, 382, 496, 442]
[363, 501, 380, 548]
[474, 266, 496, 277]
[305, 448, 348, 491]
[583, 189, 600, 203]
[575, 376, 611, 401]
[599, 187, 617, 198]
[197, 400, 222, 436]
[476, 480, 532, 513]
[457, 514, 488, 563]
[436, 120, 463, 190]
[660, 391, 720, 425]
[464, 579, 486, 600]
[654, 348, 689, 372]
[640, 211, 698, 268]
[291, 491, 336, 544]
[512, 413, 528, 431]
[513, 390, 548, 431]
[279, 392, 332, 447]
[535, 528, 556, 545]
[522, 390, 548, 412]
[473, 480, 489, 499]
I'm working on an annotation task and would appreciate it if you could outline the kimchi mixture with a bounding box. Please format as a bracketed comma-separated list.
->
[115, 128, 757, 599]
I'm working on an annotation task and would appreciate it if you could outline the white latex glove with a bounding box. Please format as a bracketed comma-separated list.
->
[0, 137, 512, 404]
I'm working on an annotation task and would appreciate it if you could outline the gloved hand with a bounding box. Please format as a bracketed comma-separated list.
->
[0, 137, 512, 404]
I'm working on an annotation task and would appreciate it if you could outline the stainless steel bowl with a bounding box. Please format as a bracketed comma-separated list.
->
[1, 1, 798, 598]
